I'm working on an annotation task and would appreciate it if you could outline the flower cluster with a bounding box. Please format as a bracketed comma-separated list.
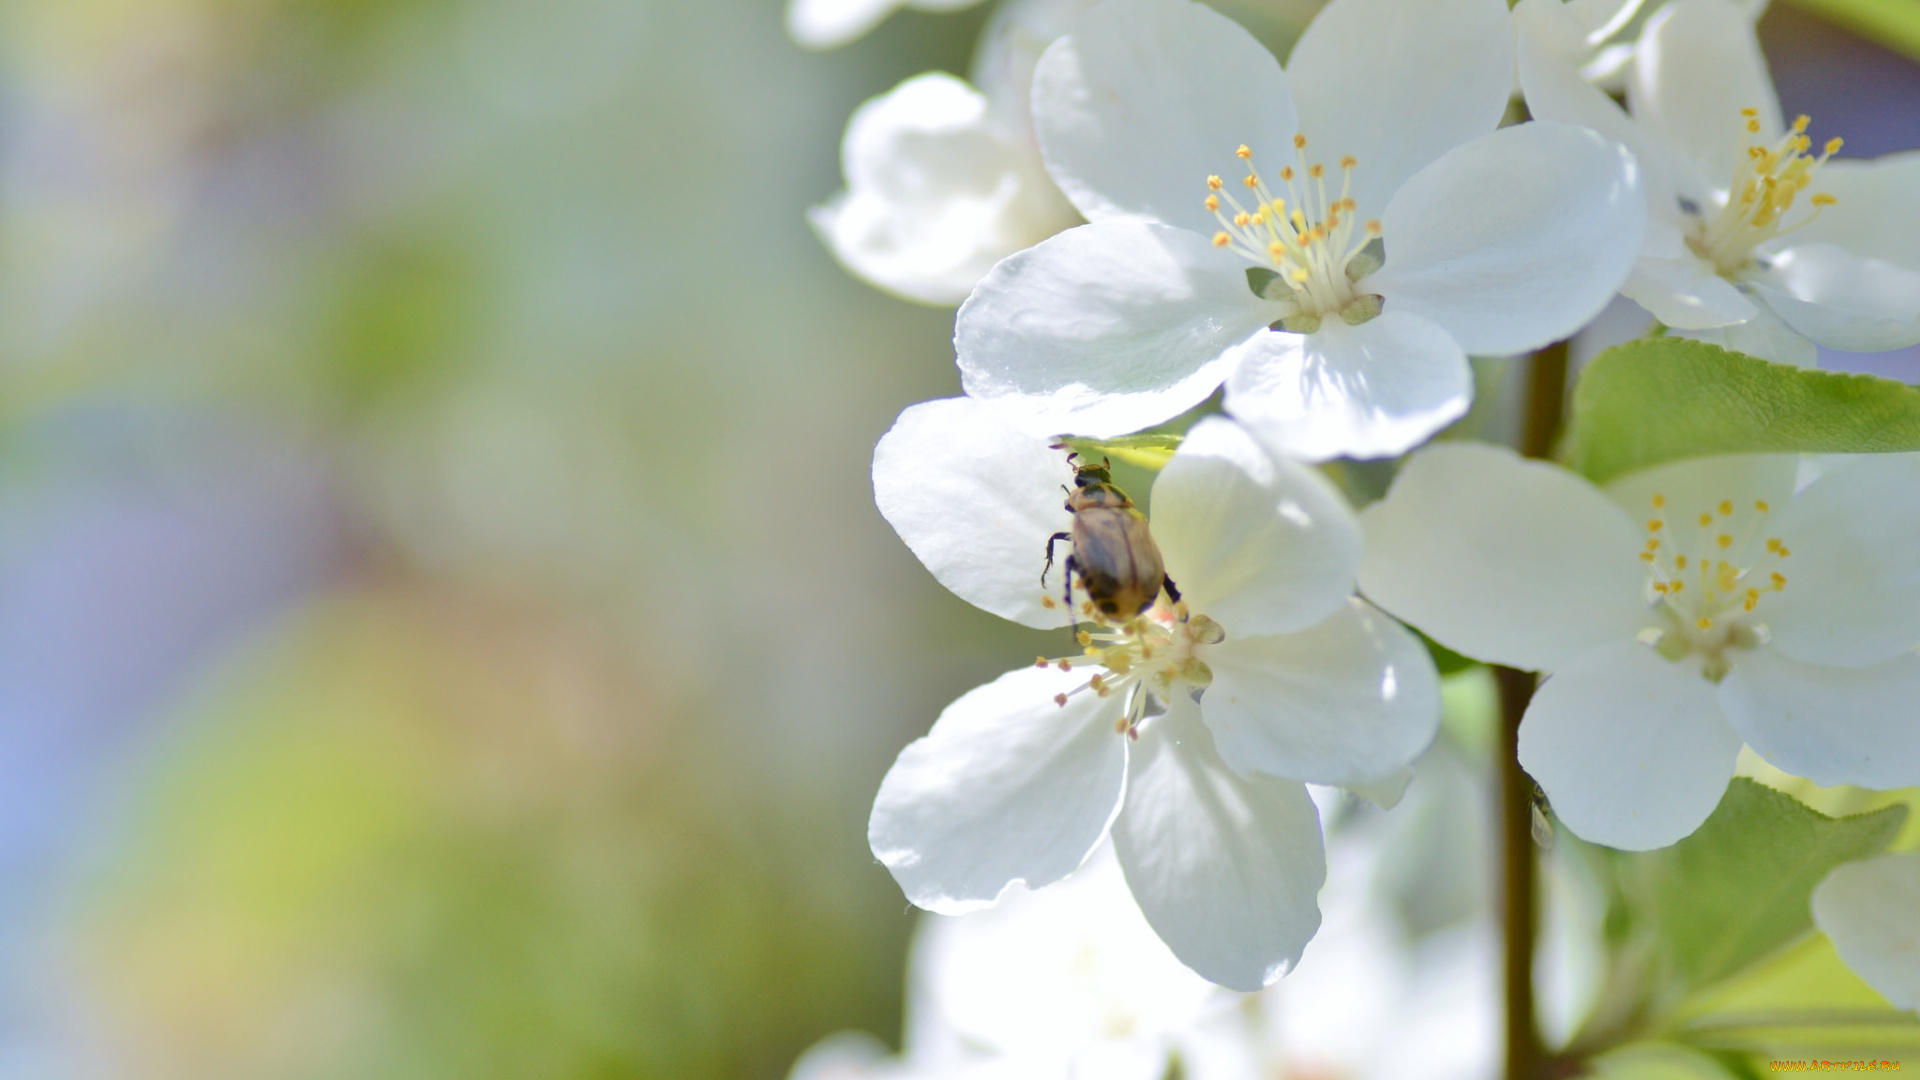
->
[802, 0, 1920, 1016]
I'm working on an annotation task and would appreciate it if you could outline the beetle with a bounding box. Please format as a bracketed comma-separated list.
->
[1041, 449, 1181, 627]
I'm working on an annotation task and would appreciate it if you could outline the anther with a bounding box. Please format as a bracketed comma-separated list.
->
[1340, 155, 1356, 169]
[1825, 137, 1843, 155]
[1035, 656, 1048, 667]
[1076, 630, 1092, 647]
[1056, 659, 1072, 672]
[1640, 552, 1656, 563]
[1236, 145, 1251, 159]
[1699, 513, 1714, 527]
[1755, 500, 1770, 513]
[1205, 195, 1220, 211]
[1280, 166, 1294, 181]
[1054, 693, 1068, 707]
[1309, 163, 1324, 179]
[1697, 617, 1713, 630]
[1742, 107, 1760, 118]
[1364, 220, 1381, 236]
[1792, 114, 1810, 131]
[1292, 133, 1307, 149]
[1244, 175, 1259, 188]
[1717, 534, 1733, 549]
[1207, 175, 1223, 190]
[1652, 494, 1666, 508]
[1676, 555, 1689, 569]
[1811, 193, 1837, 207]
[1648, 519, 1663, 531]
[1718, 500, 1733, 515]
[1041, 595, 1057, 608]
[1772, 572, 1787, 589]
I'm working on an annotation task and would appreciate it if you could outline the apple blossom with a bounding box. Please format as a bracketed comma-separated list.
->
[809, 0, 1088, 304]
[787, 0, 985, 51]
[868, 397, 1440, 988]
[1358, 443, 1920, 851]
[953, 0, 1646, 461]
[1516, 0, 1920, 366]
[1812, 852, 1920, 1014]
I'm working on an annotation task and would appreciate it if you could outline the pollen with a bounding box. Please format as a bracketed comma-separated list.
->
[1693, 108, 1844, 274]
[1201, 139, 1381, 324]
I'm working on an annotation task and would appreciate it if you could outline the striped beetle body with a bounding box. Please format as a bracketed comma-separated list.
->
[1042, 450, 1180, 626]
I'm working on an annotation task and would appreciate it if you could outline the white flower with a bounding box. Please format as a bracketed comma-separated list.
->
[1516, 0, 1920, 366]
[1812, 852, 1920, 1014]
[953, 0, 1646, 461]
[1522, 0, 1769, 92]
[868, 397, 1440, 988]
[1359, 443, 1920, 850]
[787, 0, 986, 50]
[810, 73, 1078, 305]
[789, 850, 1218, 1080]
[809, 0, 1089, 304]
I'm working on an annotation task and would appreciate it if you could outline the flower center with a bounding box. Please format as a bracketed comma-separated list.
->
[1037, 599, 1225, 738]
[1690, 109, 1841, 276]
[1205, 135, 1383, 333]
[1634, 491, 1791, 681]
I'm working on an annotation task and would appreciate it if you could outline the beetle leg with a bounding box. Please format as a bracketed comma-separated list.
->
[1162, 574, 1183, 605]
[1041, 531, 1071, 585]
[1062, 554, 1080, 635]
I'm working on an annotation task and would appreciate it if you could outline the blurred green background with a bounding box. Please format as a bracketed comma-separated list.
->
[0, 0, 1914, 1076]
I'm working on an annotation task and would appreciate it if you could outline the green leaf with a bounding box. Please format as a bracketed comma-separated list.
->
[1783, 0, 1920, 65]
[1565, 339, 1920, 484]
[1640, 778, 1907, 991]
[1058, 433, 1183, 471]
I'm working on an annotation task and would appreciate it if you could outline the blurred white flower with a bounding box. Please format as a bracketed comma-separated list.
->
[787, 0, 987, 50]
[868, 397, 1440, 988]
[1359, 444, 1920, 851]
[1519, 0, 1768, 92]
[953, 0, 1646, 460]
[1515, 0, 1920, 366]
[808, 0, 1086, 304]
[1812, 851, 1920, 1014]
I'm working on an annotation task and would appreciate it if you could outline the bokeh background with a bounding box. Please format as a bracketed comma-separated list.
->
[0, 0, 1914, 1076]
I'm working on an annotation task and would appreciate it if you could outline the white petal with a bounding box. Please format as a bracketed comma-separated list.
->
[956, 220, 1278, 439]
[1789, 152, 1920, 271]
[1600, 451, 1801, 526]
[1763, 452, 1920, 667]
[1629, 0, 1782, 202]
[870, 665, 1128, 914]
[1285, 0, 1512, 219]
[1519, 641, 1742, 851]
[1222, 314, 1472, 463]
[1513, 0, 1686, 248]
[1358, 442, 1653, 672]
[873, 398, 1075, 629]
[1203, 597, 1441, 786]
[917, 848, 1216, 1061]
[1149, 416, 1361, 636]
[1812, 853, 1920, 1013]
[1620, 253, 1758, 330]
[1368, 122, 1647, 357]
[1720, 648, 1920, 790]
[787, 0, 904, 48]
[1667, 299, 1818, 367]
[1752, 244, 1920, 353]
[1113, 703, 1325, 990]
[814, 73, 1074, 306]
[1032, 0, 1296, 235]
